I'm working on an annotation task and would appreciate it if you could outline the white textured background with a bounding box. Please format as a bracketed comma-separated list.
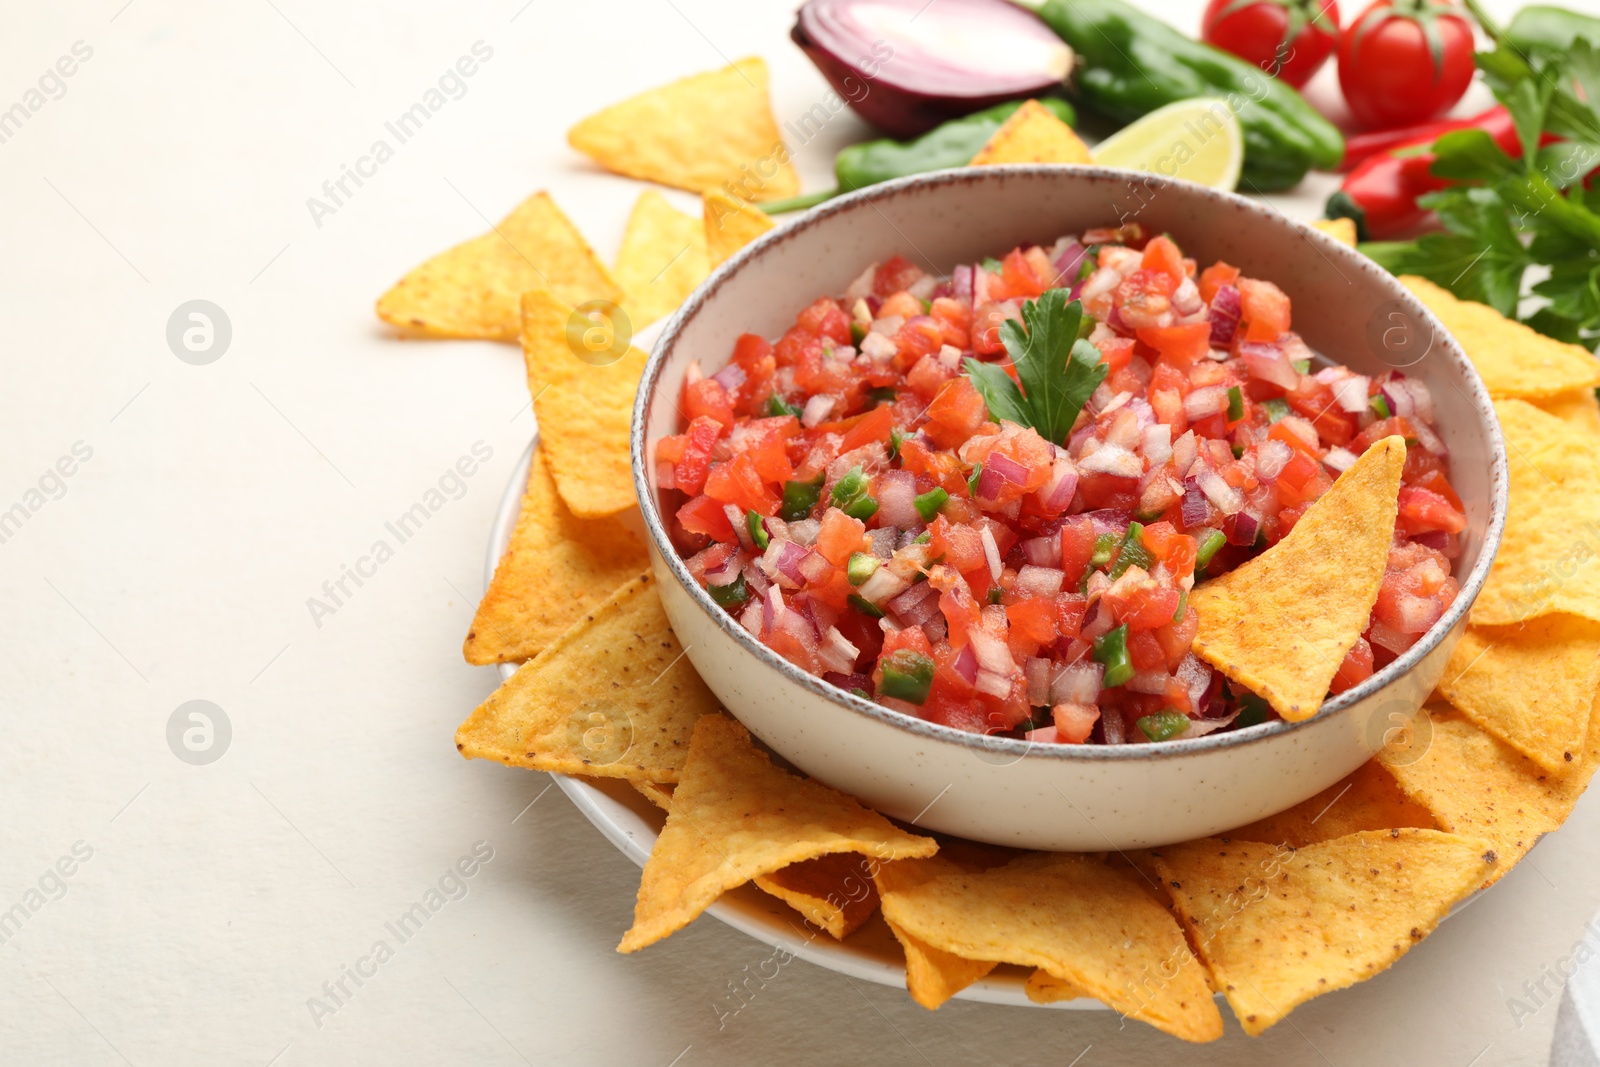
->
[2, 0, 1595, 1064]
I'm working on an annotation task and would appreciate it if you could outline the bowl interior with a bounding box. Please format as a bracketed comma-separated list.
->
[634, 165, 1506, 757]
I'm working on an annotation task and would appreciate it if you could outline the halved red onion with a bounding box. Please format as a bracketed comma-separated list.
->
[1183, 385, 1231, 420]
[1015, 565, 1066, 597]
[877, 468, 920, 528]
[1021, 535, 1062, 567]
[793, 0, 1073, 139]
[1050, 660, 1103, 705]
[1197, 469, 1244, 515]
[1332, 374, 1370, 414]
[1208, 284, 1241, 346]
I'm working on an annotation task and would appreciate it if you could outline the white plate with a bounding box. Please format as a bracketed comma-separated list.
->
[488, 321, 1093, 1008]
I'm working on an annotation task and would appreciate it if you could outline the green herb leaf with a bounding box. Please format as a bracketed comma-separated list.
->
[964, 289, 1108, 445]
[1429, 128, 1519, 182]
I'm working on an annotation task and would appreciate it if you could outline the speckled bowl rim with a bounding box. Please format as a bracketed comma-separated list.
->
[631, 165, 1509, 764]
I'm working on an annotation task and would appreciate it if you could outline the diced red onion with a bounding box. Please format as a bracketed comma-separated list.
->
[1255, 438, 1292, 481]
[1180, 477, 1211, 528]
[1079, 599, 1114, 641]
[1079, 442, 1143, 477]
[1101, 708, 1126, 744]
[921, 615, 948, 644]
[1173, 276, 1204, 315]
[1183, 385, 1231, 420]
[762, 585, 784, 632]
[1175, 654, 1212, 710]
[987, 450, 1031, 486]
[868, 527, 898, 559]
[818, 626, 859, 674]
[1021, 535, 1062, 567]
[1411, 418, 1449, 457]
[1025, 656, 1051, 706]
[1015, 565, 1066, 597]
[1208, 285, 1241, 346]
[908, 274, 938, 301]
[970, 628, 1014, 675]
[740, 598, 763, 636]
[1038, 457, 1079, 512]
[1239, 343, 1300, 392]
[725, 504, 754, 550]
[951, 264, 973, 304]
[705, 550, 744, 586]
[1390, 378, 1435, 423]
[1171, 430, 1199, 478]
[975, 668, 1011, 699]
[1051, 661, 1103, 705]
[801, 395, 835, 428]
[972, 264, 991, 305]
[1197, 469, 1244, 515]
[844, 263, 876, 302]
[1052, 239, 1088, 283]
[1410, 530, 1460, 559]
[897, 591, 942, 628]
[980, 526, 1003, 581]
[1396, 593, 1444, 634]
[1323, 446, 1358, 472]
[1126, 669, 1171, 695]
[743, 562, 771, 597]
[1084, 509, 1131, 536]
[1230, 509, 1260, 546]
[823, 670, 872, 694]
[774, 540, 810, 584]
[1106, 408, 1142, 451]
[953, 642, 979, 685]
[887, 577, 936, 614]
[798, 550, 832, 584]
[877, 469, 920, 529]
[1332, 375, 1370, 414]
[787, 518, 821, 546]
[711, 363, 746, 393]
[1141, 424, 1172, 467]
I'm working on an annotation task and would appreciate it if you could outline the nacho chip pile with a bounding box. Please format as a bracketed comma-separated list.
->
[406, 58, 1600, 1039]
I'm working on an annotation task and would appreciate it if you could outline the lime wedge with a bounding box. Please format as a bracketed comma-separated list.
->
[1091, 98, 1244, 192]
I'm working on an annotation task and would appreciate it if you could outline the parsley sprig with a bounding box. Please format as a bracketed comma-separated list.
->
[1362, 17, 1600, 347]
[962, 289, 1108, 445]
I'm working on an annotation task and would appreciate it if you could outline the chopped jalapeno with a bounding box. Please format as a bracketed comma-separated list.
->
[847, 551, 880, 586]
[913, 530, 933, 545]
[1235, 692, 1271, 728]
[848, 593, 885, 618]
[708, 574, 749, 609]
[1231, 443, 1246, 459]
[889, 427, 904, 460]
[850, 321, 867, 345]
[987, 586, 1004, 604]
[765, 393, 802, 418]
[1291, 358, 1311, 374]
[780, 472, 826, 521]
[1090, 532, 1119, 568]
[1226, 385, 1244, 422]
[1261, 397, 1290, 423]
[1092, 624, 1135, 688]
[981, 256, 1003, 273]
[1109, 522, 1153, 579]
[746, 509, 769, 550]
[879, 648, 935, 704]
[1137, 709, 1190, 742]
[1195, 529, 1227, 571]
[967, 462, 983, 496]
[868, 386, 897, 404]
[1370, 393, 1392, 419]
[849, 686, 872, 699]
[913, 487, 949, 522]
[1173, 588, 1189, 622]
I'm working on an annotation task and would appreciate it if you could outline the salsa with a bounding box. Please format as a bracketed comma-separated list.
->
[655, 225, 1464, 744]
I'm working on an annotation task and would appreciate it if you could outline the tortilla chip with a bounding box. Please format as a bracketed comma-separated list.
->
[1024, 969, 1091, 1004]
[704, 190, 776, 270]
[634, 780, 675, 810]
[520, 289, 646, 518]
[1190, 436, 1405, 721]
[1153, 830, 1495, 1036]
[567, 58, 798, 201]
[1472, 400, 1600, 626]
[1229, 761, 1436, 847]
[1401, 276, 1600, 400]
[614, 191, 710, 327]
[753, 854, 881, 940]
[463, 448, 647, 664]
[874, 856, 1001, 1008]
[1311, 217, 1358, 246]
[618, 714, 937, 952]
[1379, 703, 1600, 881]
[879, 852, 1223, 1042]
[455, 572, 716, 782]
[969, 99, 1092, 166]
[1535, 389, 1600, 439]
[1437, 615, 1600, 774]
[376, 192, 620, 341]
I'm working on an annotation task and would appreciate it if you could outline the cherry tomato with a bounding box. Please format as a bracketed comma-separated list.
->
[1337, 0, 1475, 129]
[1202, 0, 1341, 88]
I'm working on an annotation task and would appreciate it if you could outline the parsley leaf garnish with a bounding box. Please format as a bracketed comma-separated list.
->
[961, 288, 1108, 445]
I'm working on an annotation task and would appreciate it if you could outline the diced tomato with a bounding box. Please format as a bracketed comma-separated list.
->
[1397, 485, 1467, 535]
[677, 493, 736, 542]
[1052, 702, 1099, 743]
[1412, 468, 1463, 511]
[873, 255, 924, 297]
[971, 302, 1014, 356]
[837, 404, 896, 453]
[923, 377, 990, 448]
[673, 416, 722, 496]
[1076, 470, 1139, 512]
[1352, 416, 1417, 455]
[893, 316, 946, 370]
[1059, 517, 1097, 587]
[1114, 270, 1177, 329]
[929, 297, 971, 348]
[1097, 335, 1137, 372]
[880, 620, 933, 658]
[1136, 322, 1211, 365]
[878, 291, 923, 320]
[1330, 637, 1374, 695]
[796, 298, 852, 344]
[1276, 451, 1330, 507]
[1141, 522, 1197, 581]
[905, 350, 955, 398]
[1127, 629, 1166, 671]
[773, 326, 823, 368]
[815, 508, 867, 566]
[731, 415, 797, 486]
[683, 377, 733, 427]
[704, 453, 780, 515]
[1198, 261, 1240, 304]
[1141, 235, 1186, 285]
[1007, 596, 1059, 649]
[990, 248, 1046, 301]
[1238, 277, 1291, 342]
[1285, 379, 1355, 445]
[1153, 606, 1199, 671]
[929, 516, 988, 575]
[1268, 419, 1321, 459]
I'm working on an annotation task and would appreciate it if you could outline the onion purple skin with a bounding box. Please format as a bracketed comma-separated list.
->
[790, 0, 1072, 139]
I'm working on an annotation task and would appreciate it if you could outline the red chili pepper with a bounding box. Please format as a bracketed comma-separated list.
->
[1326, 105, 1524, 239]
[1338, 104, 1510, 172]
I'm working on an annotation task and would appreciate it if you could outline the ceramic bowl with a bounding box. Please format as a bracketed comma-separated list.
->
[630, 166, 1507, 850]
